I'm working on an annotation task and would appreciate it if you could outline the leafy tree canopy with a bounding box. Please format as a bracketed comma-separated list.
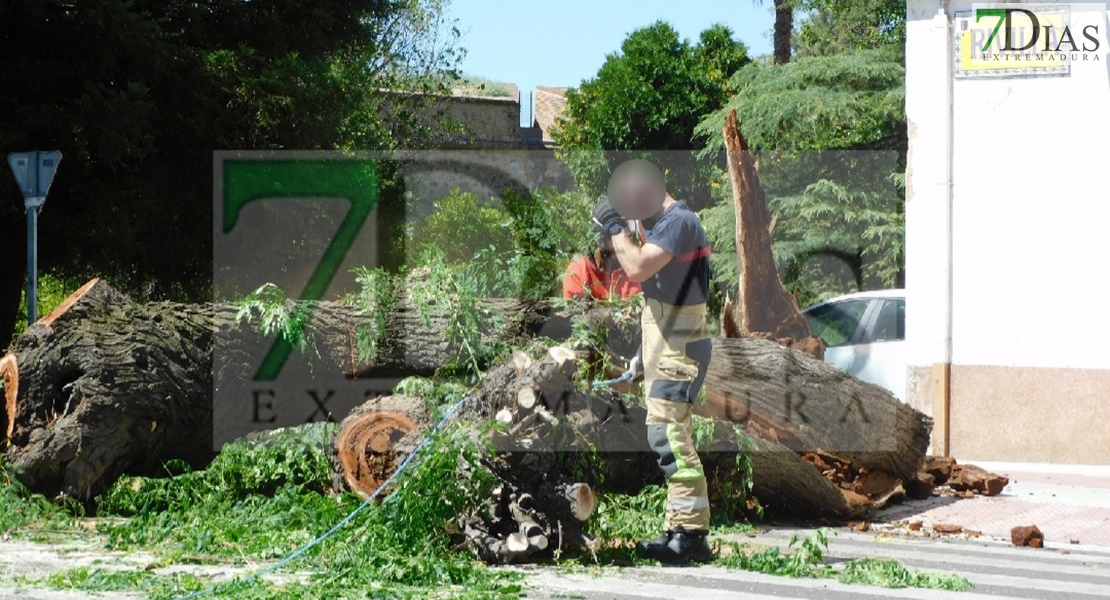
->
[553, 21, 749, 204]
[795, 0, 907, 57]
[695, 46, 905, 155]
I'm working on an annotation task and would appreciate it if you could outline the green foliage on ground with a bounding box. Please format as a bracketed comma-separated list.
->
[86, 419, 523, 598]
[719, 529, 973, 591]
[5, 423, 969, 598]
[15, 568, 210, 600]
[590, 485, 667, 543]
[0, 458, 78, 533]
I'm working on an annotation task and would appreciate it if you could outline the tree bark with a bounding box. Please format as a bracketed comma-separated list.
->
[723, 108, 818, 354]
[3, 279, 218, 502]
[772, 0, 794, 65]
[2, 279, 635, 501]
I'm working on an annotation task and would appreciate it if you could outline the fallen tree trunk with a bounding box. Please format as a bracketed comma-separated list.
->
[2, 279, 635, 501]
[698, 336, 932, 516]
[3, 279, 218, 502]
[7, 278, 930, 522]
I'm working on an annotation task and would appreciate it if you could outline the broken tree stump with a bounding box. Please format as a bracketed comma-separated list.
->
[721, 109, 824, 360]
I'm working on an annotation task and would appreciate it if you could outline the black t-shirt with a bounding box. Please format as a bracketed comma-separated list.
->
[639, 201, 710, 306]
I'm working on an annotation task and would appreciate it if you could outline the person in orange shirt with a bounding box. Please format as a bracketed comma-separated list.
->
[562, 234, 642, 300]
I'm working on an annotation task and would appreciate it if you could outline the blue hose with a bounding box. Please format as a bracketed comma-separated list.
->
[172, 395, 471, 600]
[591, 370, 634, 388]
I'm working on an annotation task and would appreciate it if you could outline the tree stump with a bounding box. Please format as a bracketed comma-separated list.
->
[721, 108, 825, 359]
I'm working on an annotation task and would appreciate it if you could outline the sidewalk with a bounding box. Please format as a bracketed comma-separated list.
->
[868, 460, 1110, 548]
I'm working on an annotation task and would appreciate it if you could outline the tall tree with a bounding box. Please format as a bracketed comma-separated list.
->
[770, 0, 795, 65]
[552, 22, 749, 208]
[794, 0, 906, 56]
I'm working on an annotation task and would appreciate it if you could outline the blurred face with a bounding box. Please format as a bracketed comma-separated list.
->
[620, 178, 663, 218]
[607, 159, 666, 220]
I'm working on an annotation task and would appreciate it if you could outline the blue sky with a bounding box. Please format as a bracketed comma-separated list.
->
[446, 0, 777, 93]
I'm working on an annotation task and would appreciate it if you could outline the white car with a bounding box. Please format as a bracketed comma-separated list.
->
[802, 289, 906, 400]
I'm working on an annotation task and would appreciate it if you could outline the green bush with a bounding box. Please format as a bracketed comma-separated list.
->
[408, 188, 513, 265]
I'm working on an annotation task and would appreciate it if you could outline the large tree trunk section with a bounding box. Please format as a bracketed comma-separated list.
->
[330, 395, 425, 499]
[3, 279, 218, 502]
[722, 109, 824, 359]
[699, 336, 932, 515]
[7, 278, 931, 524]
[3, 279, 635, 501]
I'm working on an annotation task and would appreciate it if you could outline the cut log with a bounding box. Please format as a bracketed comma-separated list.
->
[702, 337, 931, 483]
[3, 279, 218, 502]
[563, 482, 597, 522]
[722, 108, 825, 360]
[331, 395, 424, 499]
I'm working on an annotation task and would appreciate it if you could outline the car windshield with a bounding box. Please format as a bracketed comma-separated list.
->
[805, 299, 869, 347]
[869, 298, 905, 342]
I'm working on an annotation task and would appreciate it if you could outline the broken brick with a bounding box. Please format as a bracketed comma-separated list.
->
[1011, 525, 1044, 548]
[933, 523, 963, 534]
[948, 464, 1009, 496]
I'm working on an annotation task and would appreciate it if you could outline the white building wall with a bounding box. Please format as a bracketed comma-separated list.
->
[906, 1, 1110, 462]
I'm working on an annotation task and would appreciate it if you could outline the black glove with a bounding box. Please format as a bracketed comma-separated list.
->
[592, 196, 625, 236]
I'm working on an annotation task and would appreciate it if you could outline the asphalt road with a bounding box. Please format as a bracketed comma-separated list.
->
[523, 527, 1110, 599]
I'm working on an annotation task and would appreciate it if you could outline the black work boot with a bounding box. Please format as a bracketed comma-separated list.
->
[639, 526, 714, 564]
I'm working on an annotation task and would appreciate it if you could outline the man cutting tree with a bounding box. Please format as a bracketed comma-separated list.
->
[592, 159, 714, 564]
